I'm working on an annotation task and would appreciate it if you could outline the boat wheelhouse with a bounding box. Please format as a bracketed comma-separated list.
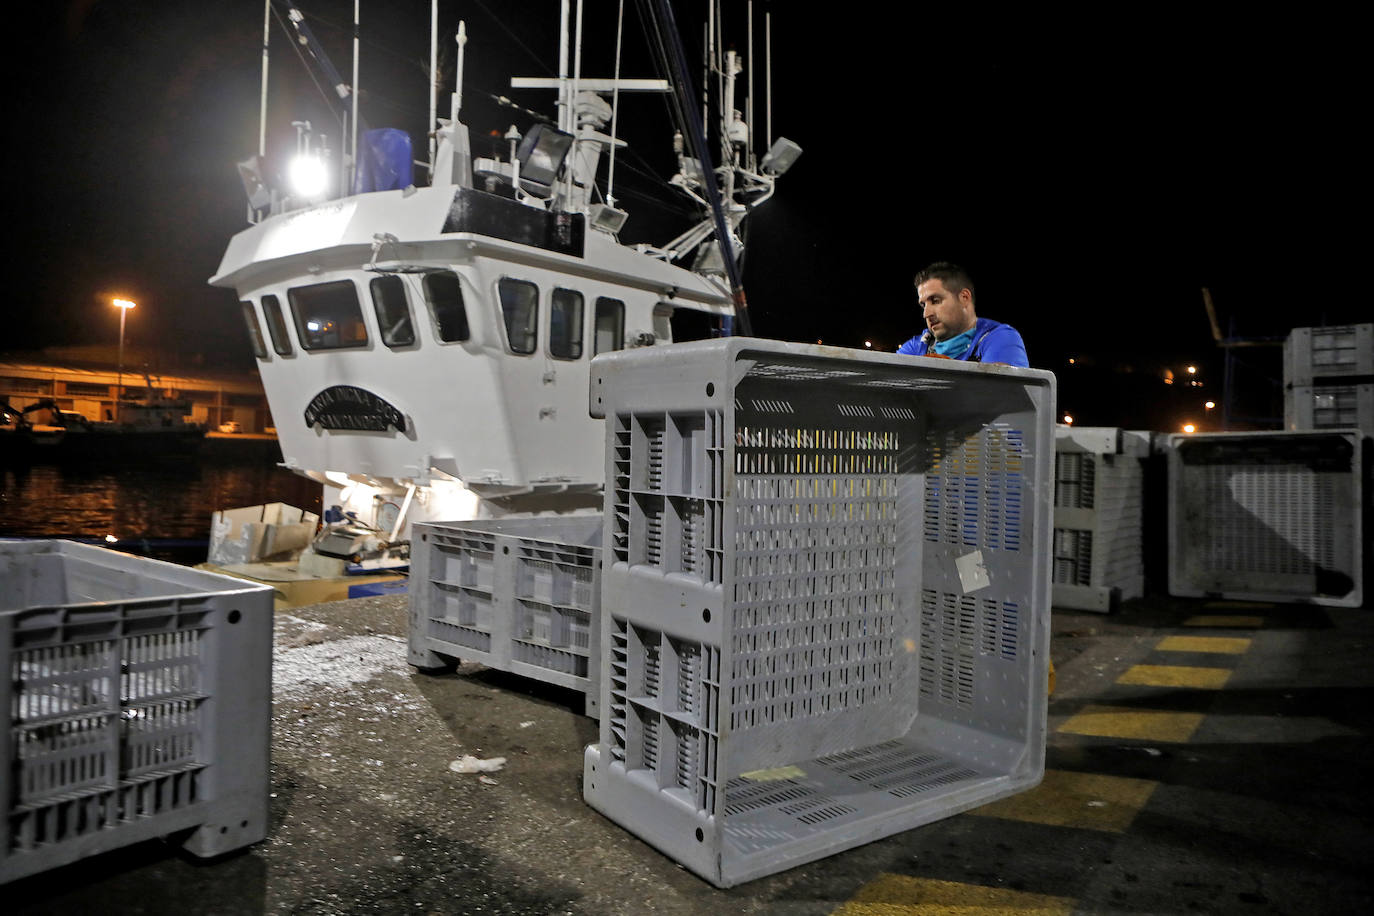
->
[209, 1, 798, 554]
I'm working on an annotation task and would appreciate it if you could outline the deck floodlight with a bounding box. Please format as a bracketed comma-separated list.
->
[760, 136, 802, 176]
[589, 204, 628, 234]
[237, 155, 272, 210]
[288, 153, 329, 199]
[515, 123, 575, 188]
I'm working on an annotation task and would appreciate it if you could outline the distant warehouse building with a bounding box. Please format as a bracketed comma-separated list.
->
[0, 348, 272, 434]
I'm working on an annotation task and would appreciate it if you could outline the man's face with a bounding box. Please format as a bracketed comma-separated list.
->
[918, 279, 975, 341]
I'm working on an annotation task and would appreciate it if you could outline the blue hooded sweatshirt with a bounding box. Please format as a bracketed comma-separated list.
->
[896, 317, 1028, 367]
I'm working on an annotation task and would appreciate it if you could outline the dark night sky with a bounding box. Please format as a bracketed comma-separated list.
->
[8, 2, 1364, 427]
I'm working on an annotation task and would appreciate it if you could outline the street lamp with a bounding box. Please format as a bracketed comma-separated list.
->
[112, 298, 136, 422]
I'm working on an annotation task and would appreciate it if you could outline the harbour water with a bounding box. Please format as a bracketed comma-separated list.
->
[0, 444, 321, 564]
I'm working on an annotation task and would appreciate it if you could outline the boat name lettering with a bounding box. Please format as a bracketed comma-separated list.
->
[304, 386, 407, 432]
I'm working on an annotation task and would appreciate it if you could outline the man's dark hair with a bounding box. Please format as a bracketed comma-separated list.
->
[915, 261, 975, 302]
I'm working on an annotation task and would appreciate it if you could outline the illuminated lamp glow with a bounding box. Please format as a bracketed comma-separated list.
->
[1062, 414, 1074, 425]
[288, 153, 328, 198]
[1205, 401, 1216, 410]
[1182, 423, 1196, 433]
[428, 478, 482, 521]
[257, 200, 359, 260]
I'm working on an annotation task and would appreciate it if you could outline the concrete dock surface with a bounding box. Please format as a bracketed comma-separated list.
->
[8, 592, 1373, 914]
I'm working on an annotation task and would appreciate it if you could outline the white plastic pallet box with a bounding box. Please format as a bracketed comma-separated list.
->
[1, 540, 274, 884]
[1167, 430, 1364, 607]
[1283, 324, 1373, 388]
[1052, 426, 1146, 612]
[581, 339, 1056, 887]
[1284, 383, 1374, 433]
[408, 515, 603, 716]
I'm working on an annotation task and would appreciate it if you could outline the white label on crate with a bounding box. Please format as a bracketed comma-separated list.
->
[956, 550, 991, 593]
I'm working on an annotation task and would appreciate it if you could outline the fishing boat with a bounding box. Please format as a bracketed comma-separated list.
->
[5, 384, 206, 461]
[208, 1, 798, 565]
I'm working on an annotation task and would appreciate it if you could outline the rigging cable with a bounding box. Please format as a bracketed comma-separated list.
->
[645, 0, 753, 337]
[270, 3, 347, 130]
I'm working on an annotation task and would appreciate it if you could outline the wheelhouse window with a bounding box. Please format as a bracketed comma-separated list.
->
[262, 294, 293, 356]
[422, 270, 470, 342]
[549, 288, 584, 359]
[370, 276, 415, 347]
[240, 301, 268, 360]
[288, 280, 368, 350]
[594, 297, 625, 354]
[498, 278, 539, 355]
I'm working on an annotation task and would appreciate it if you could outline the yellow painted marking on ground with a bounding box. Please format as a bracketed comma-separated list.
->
[832, 874, 1074, 915]
[1156, 635, 1251, 654]
[1182, 615, 1266, 628]
[1117, 664, 1232, 689]
[1058, 704, 1205, 742]
[968, 769, 1158, 833]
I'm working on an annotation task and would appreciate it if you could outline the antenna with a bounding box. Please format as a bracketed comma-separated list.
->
[747, 1, 754, 166]
[350, 1, 360, 192]
[259, 0, 270, 159]
[428, 0, 437, 178]
[558, 0, 571, 132]
[607, 0, 626, 206]
[569, 0, 586, 206]
[766, 10, 773, 150]
[700, 20, 710, 138]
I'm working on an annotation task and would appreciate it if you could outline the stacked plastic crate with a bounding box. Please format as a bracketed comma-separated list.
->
[1167, 430, 1364, 607]
[408, 516, 603, 716]
[1, 541, 274, 884]
[1284, 323, 1373, 432]
[581, 338, 1056, 887]
[1051, 426, 1149, 612]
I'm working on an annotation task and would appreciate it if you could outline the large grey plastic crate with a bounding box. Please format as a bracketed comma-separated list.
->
[581, 339, 1056, 887]
[1285, 383, 1374, 432]
[1, 540, 273, 884]
[1284, 324, 1373, 388]
[408, 516, 603, 716]
[1167, 431, 1365, 607]
[1051, 426, 1147, 612]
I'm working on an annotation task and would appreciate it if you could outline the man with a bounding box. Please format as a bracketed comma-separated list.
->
[896, 262, 1028, 367]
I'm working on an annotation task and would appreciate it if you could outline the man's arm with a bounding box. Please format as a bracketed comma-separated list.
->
[896, 335, 926, 356]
